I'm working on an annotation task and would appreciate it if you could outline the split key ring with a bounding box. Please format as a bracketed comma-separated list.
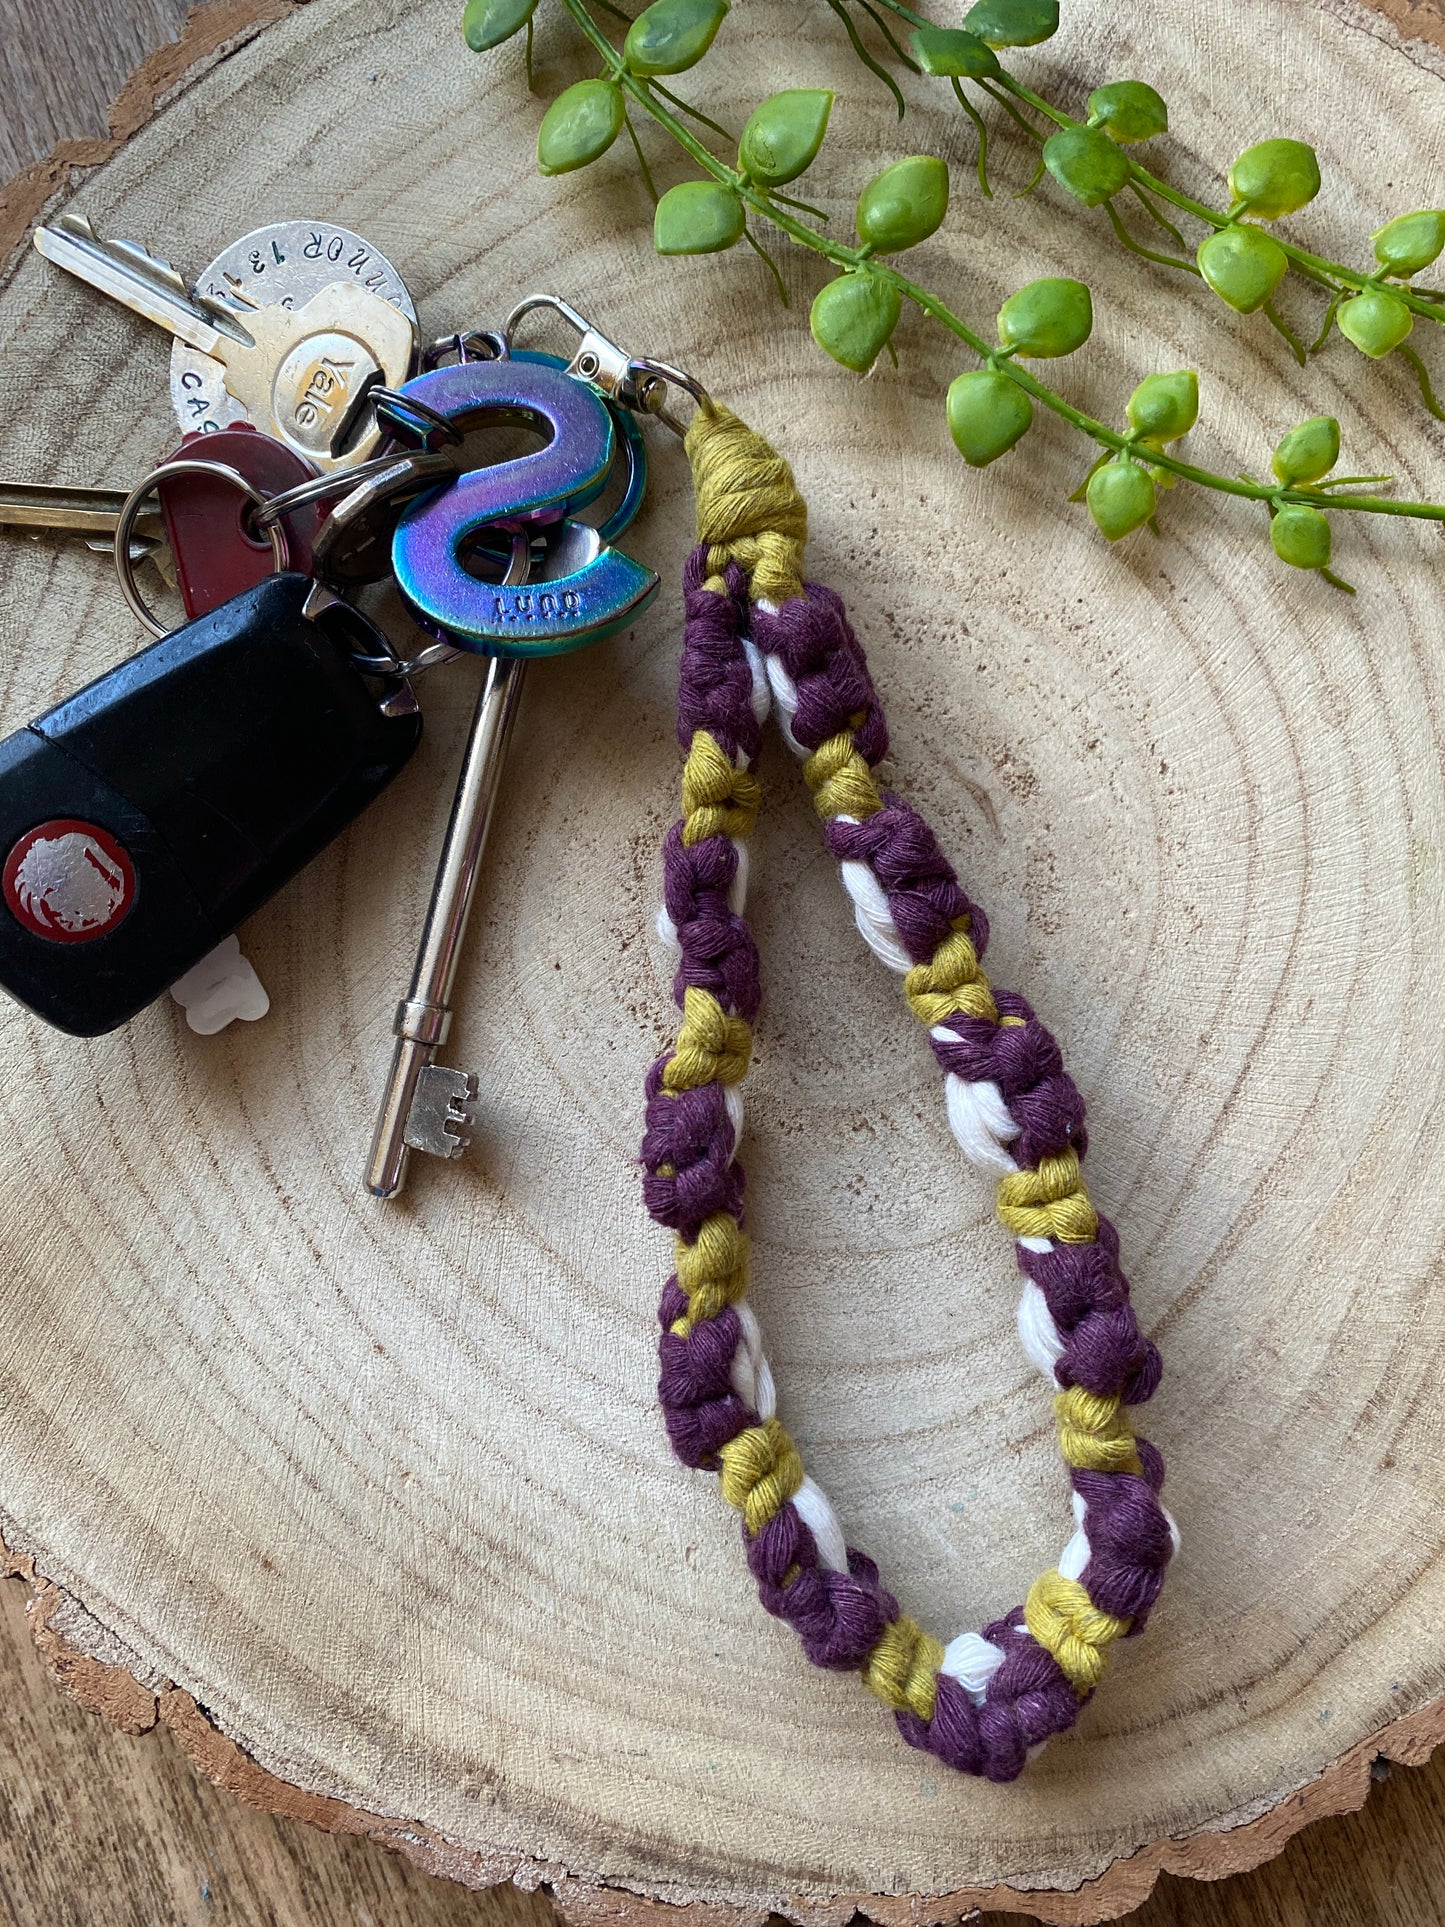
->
[113, 458, 289, 639]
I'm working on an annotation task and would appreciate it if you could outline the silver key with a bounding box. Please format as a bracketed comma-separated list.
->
[34, 216, 416, 469]
[365, 637, 528, 1199]
[404, 1065, 480, 1158]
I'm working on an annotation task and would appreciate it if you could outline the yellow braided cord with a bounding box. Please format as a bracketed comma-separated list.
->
[861, 1615, 944, 1720]
[719, 1417, 805, 1534]
[904, 921, 999, 1028]
[802, 732, 885, 822]
[681, 729, 761, 845]
[1024, 1571, 1130, 1694]
[661, 985, 752, 1094]
[995, 1148, 1099, 1244]
[686, 405, 807, 603]
[671, 1209, 750, 1334]
[1054, 1387, 1144, 1476]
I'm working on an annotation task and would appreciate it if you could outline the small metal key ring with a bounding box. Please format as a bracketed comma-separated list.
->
[421, 330, 506, 372]
[115, 458, 288, 637]
[253, 456, 401, 530]
[628, 355, 714, 438]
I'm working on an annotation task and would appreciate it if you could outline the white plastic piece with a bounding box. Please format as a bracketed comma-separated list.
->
[169, 936, 269, 1034]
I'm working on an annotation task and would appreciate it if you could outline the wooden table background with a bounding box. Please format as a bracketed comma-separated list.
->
[4, 1, 1445, 1920]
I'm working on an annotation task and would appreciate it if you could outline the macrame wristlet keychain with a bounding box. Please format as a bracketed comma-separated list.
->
[639, 403, 1178, 1780]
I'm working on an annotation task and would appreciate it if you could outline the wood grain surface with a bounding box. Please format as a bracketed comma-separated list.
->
[0, 0, 190, 183]
[6, 1562, 1445, 1927]
[5, 0, 1445, 1922]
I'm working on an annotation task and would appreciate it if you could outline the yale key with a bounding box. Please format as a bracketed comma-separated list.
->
[35, 216, 416, 469]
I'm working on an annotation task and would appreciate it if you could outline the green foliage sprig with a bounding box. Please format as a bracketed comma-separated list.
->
[839, 0, 1445, 419]
[461, 0, 1445, 591]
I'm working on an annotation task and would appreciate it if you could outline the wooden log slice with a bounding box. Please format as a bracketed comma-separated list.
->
[3, 0, 1445, 1918]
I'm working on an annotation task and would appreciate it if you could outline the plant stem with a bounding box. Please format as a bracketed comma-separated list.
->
[621, 104, 659, 204]
[650, 78, 734, 143]
[1398, 344, 1445, 422]
[1104, 198, 1198, 275]
[822, 0, 906, 117]
[1263, 298, 1308, 367]
[552, 0, 1445, 527]
[952, 77, 992, 199]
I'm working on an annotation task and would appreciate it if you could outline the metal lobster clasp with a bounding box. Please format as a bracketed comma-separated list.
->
[503, 293, 713, 438]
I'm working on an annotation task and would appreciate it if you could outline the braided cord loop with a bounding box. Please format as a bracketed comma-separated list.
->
[639, 406, 1175, 1778]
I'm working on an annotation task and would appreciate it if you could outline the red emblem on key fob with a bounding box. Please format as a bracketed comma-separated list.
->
[3, 819, 137, 943]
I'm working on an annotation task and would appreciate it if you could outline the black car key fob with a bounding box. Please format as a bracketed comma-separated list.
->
[0, 572, 421, 1036]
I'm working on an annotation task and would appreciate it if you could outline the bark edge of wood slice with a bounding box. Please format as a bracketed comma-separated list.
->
[4, 0, 1445, 1920]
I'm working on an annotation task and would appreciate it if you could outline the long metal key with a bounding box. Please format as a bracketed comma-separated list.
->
[0, 481, 170, 579]
[34, 216, 416, 469]
[365, 542, 531, 1200]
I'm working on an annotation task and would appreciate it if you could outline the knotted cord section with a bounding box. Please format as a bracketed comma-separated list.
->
[687, 404, 807, 606]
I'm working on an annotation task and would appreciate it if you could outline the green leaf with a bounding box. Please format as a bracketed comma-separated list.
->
[624, 0, 729, 76]
[1372, 210, 1445, 278]
[1087, 459, 1156, 539]
[1126, 370, 1198, 443]
[462, 0, 538, 51]
[654, 179, 746, 253]
[909, 26, 1000, 78]
[1196, 225, 1288, 312]
[810, 272, 902, 372]
[962, 0, 1059, 46]
[537, 80, 625, 176]
[1271, 503, 1331, 570]
[855, 154, 949, 253]
[1226, 139, 1321, 220]
[739, 89, 833, 186]
[1087, 80, 1167, 144]
[1042, 126, 1130, 206]
[996, 276, 1092, 357]
[946, 369, 1033, 465]
[1337, 287, 1413, 358]
[1271, 416, 1339, 486]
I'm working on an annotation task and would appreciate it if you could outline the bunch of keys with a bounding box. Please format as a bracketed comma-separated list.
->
[0, 216, 702, 1199]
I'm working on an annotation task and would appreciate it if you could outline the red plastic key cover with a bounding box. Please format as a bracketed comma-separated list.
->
[158, 424, 328, 618]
